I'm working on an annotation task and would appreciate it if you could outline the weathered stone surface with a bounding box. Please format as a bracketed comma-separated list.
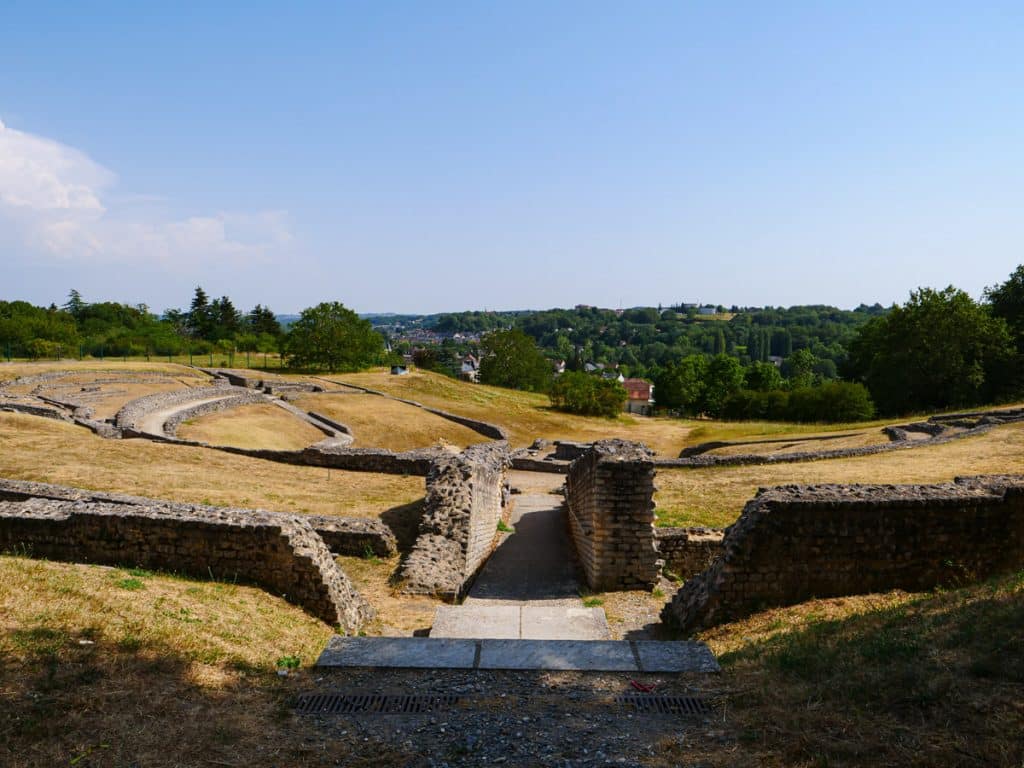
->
[115, 383, 258, 434]
[316, 637, 720, 672]
[661, 475, 1024, 633]
[318, 637, 478, 669]
[477, 640, 638, 671]
[664, 408, 1024, 468]
[0, 478, 378, 631]
[635, 641, 721, 673]
[400, 442, 511, 599]
[0, 478, 397, 559]
[163, 392, 268, 436]
[655, 526, 725, 579]
[431, 605, 521, 639]
[566, 440, 661, 591]
[430, 605, 612, 640]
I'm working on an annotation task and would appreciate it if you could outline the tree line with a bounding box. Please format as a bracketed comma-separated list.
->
[0, 287, 387, 372]
[466, 264, 1024, 420]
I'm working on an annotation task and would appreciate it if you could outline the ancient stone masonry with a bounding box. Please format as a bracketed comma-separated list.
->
[0, 487, 374, 632]
[655, 527, 725, 580]
[565, 440, 661, 591]
[115, 383, 262, 435]
[661, 475, 1024, 634]
[199, 368, 325, 396]
[162, 393, 270, 437]
[400, 442, 512, 600]
[0, 477, 395, 570]
[662, 408, 1024, 469]
[215, 444, 445, 476]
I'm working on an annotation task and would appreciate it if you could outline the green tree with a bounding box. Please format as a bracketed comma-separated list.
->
[283, 302, 383, 371]
[783, 348, 818, 389]
[549, 371, 627, 417]
[653, 355, 708, 414]
[703, 354, 745, 416]
[186, 286, 213, 339]
[247, 304, 283, 338]
[847, 286, 1013, 415]
[478, 329, 552, 392]
[744, 361, 783, 391]
[986, 264, 1024, 348]
[64, 289, 87, 320]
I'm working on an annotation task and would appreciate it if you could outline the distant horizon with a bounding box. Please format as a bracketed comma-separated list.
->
[4, 287, 910, 319]
[4, 3, 1022, 314]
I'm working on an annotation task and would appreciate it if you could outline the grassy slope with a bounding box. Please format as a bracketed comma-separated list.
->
[177, 402, 327, 451]
[293, 392, 489, 451]
[333, 369, 699, 455]
[2, 554, 1018, 767]
[655, 421, 1024, 527]
[0, 413, 423, 519]
[0, 361, 201, 384]
[0, 555, 409, 768]
[696, 570, 1024, 767]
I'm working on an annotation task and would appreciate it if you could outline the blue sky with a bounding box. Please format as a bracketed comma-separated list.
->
[2, 2, 1022, 314]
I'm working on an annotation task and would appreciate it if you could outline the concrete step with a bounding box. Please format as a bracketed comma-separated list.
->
[430, 605, 611, 640]
[316, 636, 720, 673]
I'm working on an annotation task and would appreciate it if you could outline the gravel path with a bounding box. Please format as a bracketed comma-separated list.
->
[300, 667, 732, 767]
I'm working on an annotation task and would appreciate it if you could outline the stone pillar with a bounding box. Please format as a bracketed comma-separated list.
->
[566, 439, 661, 591]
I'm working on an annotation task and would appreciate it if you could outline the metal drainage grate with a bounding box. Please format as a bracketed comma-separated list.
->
[295, 692, 462, 716]
[615, 694, 710, 716]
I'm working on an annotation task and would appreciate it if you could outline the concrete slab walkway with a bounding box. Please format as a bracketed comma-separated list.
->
[317, 636, 721, 673]
[463, 491, 582, 606]
[430, 487, 613, 640]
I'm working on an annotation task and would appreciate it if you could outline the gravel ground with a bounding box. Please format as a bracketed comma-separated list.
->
[296, 667, 734, 767]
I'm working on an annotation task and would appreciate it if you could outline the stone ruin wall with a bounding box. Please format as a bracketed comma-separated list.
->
[400, 442, 511, 600]
[0, 486, 374, 632]
[662, 475, 1024, 634]
[565, 440, 661, 591]
[0, 478, 397, 559]
[655, 527, 725, 580]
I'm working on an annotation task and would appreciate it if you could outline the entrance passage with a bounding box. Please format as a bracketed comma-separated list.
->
[430, 476, 612, 640]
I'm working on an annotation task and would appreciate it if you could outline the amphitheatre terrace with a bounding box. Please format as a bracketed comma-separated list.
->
[2, 361, 1023, 766]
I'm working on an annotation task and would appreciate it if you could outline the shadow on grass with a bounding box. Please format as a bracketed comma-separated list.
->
[718, 570, 1024, 767]
[2, 624, 410, 768]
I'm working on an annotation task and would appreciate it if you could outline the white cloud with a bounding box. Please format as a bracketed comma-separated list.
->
[0, 118, 291, 267]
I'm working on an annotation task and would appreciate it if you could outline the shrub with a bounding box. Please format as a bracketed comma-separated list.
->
[549, 371, 627, 417]
[723, 382, 874, 423]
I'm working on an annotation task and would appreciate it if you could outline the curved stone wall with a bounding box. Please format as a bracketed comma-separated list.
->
[115, 384, 256, 433]
[662, 408, 1024, 469]
[0, 490, 374, 631]
[661, 475, 1024, 634]
[163, 393, 270, 437]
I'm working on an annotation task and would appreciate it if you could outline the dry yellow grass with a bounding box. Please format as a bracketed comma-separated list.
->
[0, 360, 198, 383]
[293, 392, 489, 451]
[7, 371, 210, 420]
[0, 412, 423, 518]
[331, 369, 695, 455]
[693, 570, 1024, 767]
[0, 554, 413, 767]
[705, 428, 891, 456]
[655, 421, 1024, 527]
[177, 402, 327, 450]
